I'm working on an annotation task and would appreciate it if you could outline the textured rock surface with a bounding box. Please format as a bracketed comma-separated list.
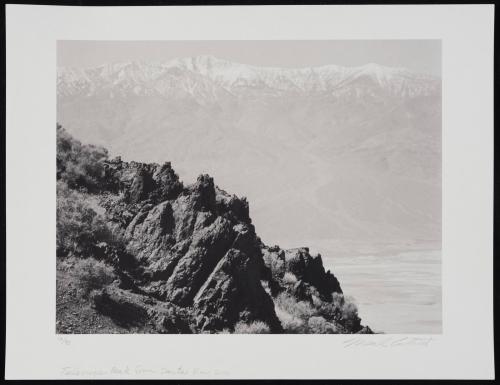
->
[91, 283, 193, 333]
[59, 144, 370, 333]
[96, 160, 289, 332]
[193, 248, 283, 332]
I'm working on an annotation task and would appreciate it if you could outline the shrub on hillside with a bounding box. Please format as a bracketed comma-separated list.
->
[273, 291, 315, 333]
[316, 292, 361, 330]
[273, 290, 361, 333]
[57, 124, 110, 193]
[72, 258, 116, 298]
[57, 181, 115, 258]
[282, 272, 298, 285]
[307, 316, 337, 334]
[262, 250, 285, 279]
[233, 320, 271, 334]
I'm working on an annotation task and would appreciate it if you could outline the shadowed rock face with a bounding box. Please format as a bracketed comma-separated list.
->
[284, 247, 342, 300]
[261, 245, 342, 303]
[93, 157, 360, 333]
[104, 158, 184, 204]
[193, 248, 283, 332]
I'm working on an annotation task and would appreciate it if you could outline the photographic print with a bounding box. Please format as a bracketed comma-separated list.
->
[5, 3, 495, 380]
[56, 40, 442, 335]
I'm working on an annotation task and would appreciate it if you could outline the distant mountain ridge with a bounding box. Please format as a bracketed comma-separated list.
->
[58, 55, 440, 99]
[57, 55, 441, 252]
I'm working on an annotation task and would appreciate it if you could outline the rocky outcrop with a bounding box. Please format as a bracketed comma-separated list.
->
[91, 283, 193, 333]
[193, 248, 283, 332]
[103, 158, 184, 204]
[79, 156, 369, 333]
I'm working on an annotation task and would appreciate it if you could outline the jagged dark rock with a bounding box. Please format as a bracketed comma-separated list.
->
[99, 161, 284, 332]
[356, 326, 374, 334]
[56, 127, 371, 333]
[103, 159, 184, 204]
[285, 248, 343, 300]
[193, 248, 283, 333]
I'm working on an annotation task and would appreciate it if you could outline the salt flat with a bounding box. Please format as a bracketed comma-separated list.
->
[327, 250, 441, 334]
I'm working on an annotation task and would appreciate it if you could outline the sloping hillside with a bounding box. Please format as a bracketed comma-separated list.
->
[56, 125, 372, 334]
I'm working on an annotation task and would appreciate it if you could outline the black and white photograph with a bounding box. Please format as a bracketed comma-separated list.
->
[56, 40, 442, 335]
[5, 3, 494, 380]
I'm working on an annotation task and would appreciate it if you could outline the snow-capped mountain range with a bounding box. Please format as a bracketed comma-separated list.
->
[57, 56, 441, 254]
[58, 55, 440, 100]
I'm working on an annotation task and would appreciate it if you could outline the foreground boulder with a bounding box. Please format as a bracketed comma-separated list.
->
[91, 283, 193, 333]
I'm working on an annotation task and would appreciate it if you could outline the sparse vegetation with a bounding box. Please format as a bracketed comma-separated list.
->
[57, 124, 110, 193]
[56, 181, 115, 259]
[274, 291, 315, 333]
[307, 316, 338, 334]
[273, 290, 361, 333]
[282, 272, 298, 285]
[262, 250, 285, 280]
[315, 292, 360, 327]
[72, 258, 116, 298]
[56, 125, 126, 261]
[233, 320, 271, 334]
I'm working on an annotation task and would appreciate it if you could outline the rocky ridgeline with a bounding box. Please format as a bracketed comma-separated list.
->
[77, 155, 372, 334]
[56, 122, 371, 334]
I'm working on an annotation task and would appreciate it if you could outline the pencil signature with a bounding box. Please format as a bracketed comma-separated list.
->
[342, 336, 435, 348]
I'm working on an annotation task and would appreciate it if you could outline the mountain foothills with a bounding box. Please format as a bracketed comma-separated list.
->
[57, 56, 442, 251]
[56, 126, 372, 333]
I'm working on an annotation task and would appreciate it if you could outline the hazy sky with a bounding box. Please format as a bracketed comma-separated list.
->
[58, 40, 441, 75]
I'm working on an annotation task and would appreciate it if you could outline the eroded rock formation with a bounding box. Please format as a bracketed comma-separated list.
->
[57, 131, 371, 333]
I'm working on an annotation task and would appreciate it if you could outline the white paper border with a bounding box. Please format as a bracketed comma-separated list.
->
[5, 4, 494, 379]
